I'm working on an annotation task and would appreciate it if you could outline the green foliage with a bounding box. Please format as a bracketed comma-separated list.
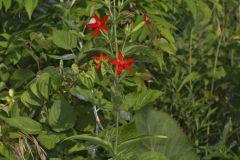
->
[0, 116, 42, 134]
[48, 96, 77, 132]
[25, 0, 38, 19]
[52, 30, 78, 50]
[135, 108, 200, 160]
[0, 0, 239, 159]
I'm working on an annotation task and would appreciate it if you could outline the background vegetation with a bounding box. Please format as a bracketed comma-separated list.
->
[0, 0, 239, 159]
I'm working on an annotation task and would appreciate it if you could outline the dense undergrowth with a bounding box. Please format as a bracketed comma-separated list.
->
[0, 0, 240, 160]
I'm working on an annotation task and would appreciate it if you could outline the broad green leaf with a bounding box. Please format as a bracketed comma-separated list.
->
[122, 89, 162, 110]
[71, 86, 92, 101]
[0, 116, 42, 134]
[37, 134, 61, 150]
[37, 72, 50, 100]
[48, 96, 77, 132]
[30, 83, 42, 99]
[21, 90, 42, 107]
[53, 30, 77, 50]
[0, 142, 15, 160]
[24, 0, 38, 19]
[3, 0, 11, 11]
[10, 69, 35, 89]
[64, 134, 114, 155]
[134, 108, 200, 160]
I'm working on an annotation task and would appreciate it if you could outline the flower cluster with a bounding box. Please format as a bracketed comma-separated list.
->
[86, 14, 149, 75]
[91, 51, 134, 75]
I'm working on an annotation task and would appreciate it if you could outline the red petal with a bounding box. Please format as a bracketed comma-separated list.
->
[124, 58, 135, 64]
[118, 51, 123, 61]
[101, 16, 109, 24]
[116, 66, 123, 75]
[93, 14, 100, 22]
[96, 62, 102, 70]
[87, 23, 98, 28]
[94, 28, 100, 37]
[124, 65, 134, 71]
[101, 25, 109, 30]
[109, 60, 120, 65]
[91, 56, 100, 60]
[104, 55, 109, 60]
[100, 51, 103, 57]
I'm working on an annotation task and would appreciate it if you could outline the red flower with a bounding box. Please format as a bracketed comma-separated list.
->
[91, 52, 109, 70]
[144, 14, 150, 25]
[109, 52, 135, 75]
[87, 14, 109, 38]
[144, 14, 152, 32]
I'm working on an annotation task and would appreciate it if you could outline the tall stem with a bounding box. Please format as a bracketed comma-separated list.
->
[114, 110, 119, 153]
[189, 29, 193, 92]
[113, 0, 118, 55]
[210, 34, 222, 94]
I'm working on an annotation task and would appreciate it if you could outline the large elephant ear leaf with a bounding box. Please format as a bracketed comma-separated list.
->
[134, 107, 200, 160]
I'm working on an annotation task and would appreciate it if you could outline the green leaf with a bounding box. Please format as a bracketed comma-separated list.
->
[158, 27, 175, 44]
[24, 0, 38, 19]
[53, 30, 77, 50]
[184, 0, 197, 19]
[122, 89, 162, 110]
[208, 66, 226, 80]
[21, 90, 42, 107]
[0, 116, 42, 134]
[118, 134, 167, 152]
[64, 134, 114, 155]
[10, 69, 35, 89]
[3, 0, 11, 11]
[139, 152, 167, 160]
[71, 86, 92, 101]
[153, 38, 176, 55]
[48, 95, 77, 132]
[37, 72, 50, 100]
[177, 72, 200, 92]
[132, 21, 145, 33]
[37, 134, 61, 150]
[134, 107, 200, 160]
[0, 142, 15, 160]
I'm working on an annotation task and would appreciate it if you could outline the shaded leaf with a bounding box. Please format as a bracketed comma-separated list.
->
[53, 30, 77, 50]
[48, 95, 77, 132]
[134, 108, 200, 160]
[0, 116, 42, 134]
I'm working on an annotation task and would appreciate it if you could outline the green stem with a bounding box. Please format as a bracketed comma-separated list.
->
[113, 0, 118, 54]
[210, 34, 222, 94]
[189, 29, 193, 92]
[114, 110, 119, 153]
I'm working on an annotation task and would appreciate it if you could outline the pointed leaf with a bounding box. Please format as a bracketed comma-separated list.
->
[24, 0, 38, 19]
[134, 108, 200, 160]
[64, 134, 114, 155]
[37, 72, 50, 100]
[0, 116, 42, 134]
[48, 96, 77, 132]
[53, 30, 77, 50]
